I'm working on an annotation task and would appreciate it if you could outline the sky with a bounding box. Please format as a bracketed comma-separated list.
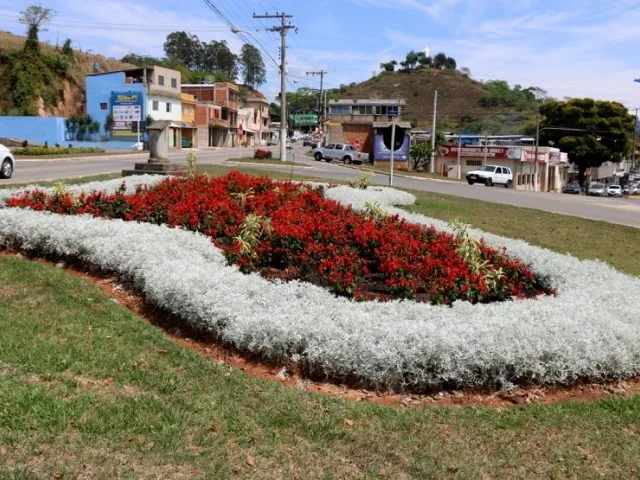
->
[1, 0, 640, 109]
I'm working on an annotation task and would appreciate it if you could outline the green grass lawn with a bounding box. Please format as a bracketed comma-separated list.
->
[404, 190, 640, 277]
[1, 255, 640, 479]
[3, 169, 640, 478]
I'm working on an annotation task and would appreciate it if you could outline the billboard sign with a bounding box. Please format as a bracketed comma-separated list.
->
[438, 146, 522, 160]
[111, 92, 144, 136]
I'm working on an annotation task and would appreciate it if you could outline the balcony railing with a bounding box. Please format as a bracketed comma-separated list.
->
[209, 117, 230, 128]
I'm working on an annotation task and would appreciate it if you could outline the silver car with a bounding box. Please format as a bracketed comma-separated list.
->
[587, 183, 606, 196]
[0, 144, 15, 179]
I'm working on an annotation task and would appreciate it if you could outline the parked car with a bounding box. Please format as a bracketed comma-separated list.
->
[623, 185, 630, 196]
[286, 140, 293, 150]
[181, 137, 193, 148]
[313, 144, 369, 164]
[0, 144, 15, 179]
[465, 165, 513, 188]
[587, 183, 606, 196]
[607, 185, 623, 197]
[303, 139, 318, 148]
[563, 182, 581, 194]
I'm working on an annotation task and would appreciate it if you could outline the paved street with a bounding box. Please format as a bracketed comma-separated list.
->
[3, 146, 640, 228]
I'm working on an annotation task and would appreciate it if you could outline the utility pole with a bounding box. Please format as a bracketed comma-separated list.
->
[306, 70, 327, 123]
[534, 109, 540, 191]
[254, 12, 296, 162]
[633, 107, 638, 171]
[430, 90, 438, 173]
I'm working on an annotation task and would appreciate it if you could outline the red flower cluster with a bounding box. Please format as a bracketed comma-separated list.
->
[254, 149, 272, 159]
[8, 172, 552, 304]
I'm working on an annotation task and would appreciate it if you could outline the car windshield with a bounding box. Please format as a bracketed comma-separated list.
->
[610, 185, 620, 189]
[480, 166, 496, 172]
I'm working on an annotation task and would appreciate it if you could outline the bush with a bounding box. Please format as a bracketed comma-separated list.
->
[254, 149, 273, 159]
[12, 147, 106, 156]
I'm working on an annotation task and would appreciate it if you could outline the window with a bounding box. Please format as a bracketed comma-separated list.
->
[152, 100, 159, 111]
[496, 167, 503, 174]
[326, 144, 335, 150]
[335, 144, 344, 150]
[158, 75, 165, 86]
[466, 159, 482, 167]
[331, 105, 350, 115]
[166, 102, 172, 113]
[375, 105, 387, 115]
[171, 78, 177, 88]
[387, 106, 399, 117]
[353, 105, 373, 115]
[100, 102, 108, 110]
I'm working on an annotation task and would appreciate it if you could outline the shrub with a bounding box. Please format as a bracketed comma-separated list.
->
[254, 149, 272, 159]
[11, 147, 106, 156]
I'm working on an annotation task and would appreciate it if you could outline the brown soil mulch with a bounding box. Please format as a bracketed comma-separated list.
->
[4, 250, 640, 408]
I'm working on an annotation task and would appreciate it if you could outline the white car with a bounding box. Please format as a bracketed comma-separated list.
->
[466, 165, 513, 188]
[607, 185, 623, 197]
[0, 144, 15, 179]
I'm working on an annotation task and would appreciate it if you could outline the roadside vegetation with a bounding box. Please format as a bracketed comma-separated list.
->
[12, 146, 106, 156]
[2, 168, 640, 477]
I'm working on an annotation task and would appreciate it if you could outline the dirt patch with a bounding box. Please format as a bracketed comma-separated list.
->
[19, 371, 141, 398]
[3, 250, 640, 408]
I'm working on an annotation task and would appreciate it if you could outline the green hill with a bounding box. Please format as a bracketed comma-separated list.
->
[335, 68, 542, 134]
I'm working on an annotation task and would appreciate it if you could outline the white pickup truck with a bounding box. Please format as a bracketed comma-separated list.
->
[313, 144, 369, 164]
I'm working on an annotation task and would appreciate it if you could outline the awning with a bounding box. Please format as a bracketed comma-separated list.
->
[169, 121, 197, 129]
[373, 121, 412, 129]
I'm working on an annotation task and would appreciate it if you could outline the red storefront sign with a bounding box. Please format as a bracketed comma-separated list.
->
[438, 146, 522, 159]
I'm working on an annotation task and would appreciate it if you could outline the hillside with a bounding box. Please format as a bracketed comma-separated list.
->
[0, 31, 133, 117]
[337, 69, 538, 134]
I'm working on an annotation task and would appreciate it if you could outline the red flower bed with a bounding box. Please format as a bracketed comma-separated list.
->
[254, 149, 272, 159]
[7, 172, 552, 304]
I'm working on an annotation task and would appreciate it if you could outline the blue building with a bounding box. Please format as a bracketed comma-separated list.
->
[86, 66, 183, 143]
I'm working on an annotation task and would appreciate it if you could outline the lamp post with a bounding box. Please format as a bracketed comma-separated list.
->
[633, 80, 640, 170]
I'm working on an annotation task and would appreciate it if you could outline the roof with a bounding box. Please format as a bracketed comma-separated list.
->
[329, 99, 406, 106]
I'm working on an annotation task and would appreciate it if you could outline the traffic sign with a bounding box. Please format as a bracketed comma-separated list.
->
[318, 129, 324, 136]
[312, 133, 322, 142]
[353, 138, 361, 150]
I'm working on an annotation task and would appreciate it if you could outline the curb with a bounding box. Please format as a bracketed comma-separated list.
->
[335, 163, 463, 184]
[223, 161, 314, 169]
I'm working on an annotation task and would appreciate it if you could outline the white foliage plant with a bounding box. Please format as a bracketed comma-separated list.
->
[1, 179, 640, 392]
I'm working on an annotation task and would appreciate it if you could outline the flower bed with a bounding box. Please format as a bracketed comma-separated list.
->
[6, 172, 551, 305]
[254, 149, 272, 159]
[1, 173, 640, 392]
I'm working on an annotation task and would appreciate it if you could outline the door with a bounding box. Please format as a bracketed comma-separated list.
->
[330, 144, 344, 159]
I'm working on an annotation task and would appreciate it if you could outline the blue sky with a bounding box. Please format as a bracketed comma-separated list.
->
[1, 0, 640, 108]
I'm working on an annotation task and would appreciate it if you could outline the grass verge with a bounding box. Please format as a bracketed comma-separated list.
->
[404, 190, 640, 277]
[1, 254, 640, 479]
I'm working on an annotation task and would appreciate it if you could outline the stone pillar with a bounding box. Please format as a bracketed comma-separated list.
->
[148, 126, 169, 163]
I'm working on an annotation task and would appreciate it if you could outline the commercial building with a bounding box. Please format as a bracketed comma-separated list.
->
[325, 99, 409, 162]
[86, 66, 182, 145]
[434, 144, 570, 192]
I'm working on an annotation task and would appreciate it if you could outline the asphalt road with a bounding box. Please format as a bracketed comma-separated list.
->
[4, 146, 640, 228]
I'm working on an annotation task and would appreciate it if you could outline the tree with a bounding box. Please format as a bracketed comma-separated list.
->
[61, 38, 73, 58]
[19, 5, 55, 48]
[408, 133, 445, 171]
[239, 44, 266, 88]
[445, 57, 457, 70]
[433, 52, 448, 69]
[163, 31, 198, 69]
[380, 60, 397, 72]
[417, 54, 432, 68]
[539, 99, 635, 186]
[404, 50, 419, 70]
[459, 67, 471, 77]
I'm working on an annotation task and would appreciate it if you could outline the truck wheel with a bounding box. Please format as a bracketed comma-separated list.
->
[344, 156, 352, 165]
[467, 180, 475, 185]
[505, 180, 512, 189]
[485, 178, 493, 187]
[0, 159, 13, 179]
[314, 153, 323, 161]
